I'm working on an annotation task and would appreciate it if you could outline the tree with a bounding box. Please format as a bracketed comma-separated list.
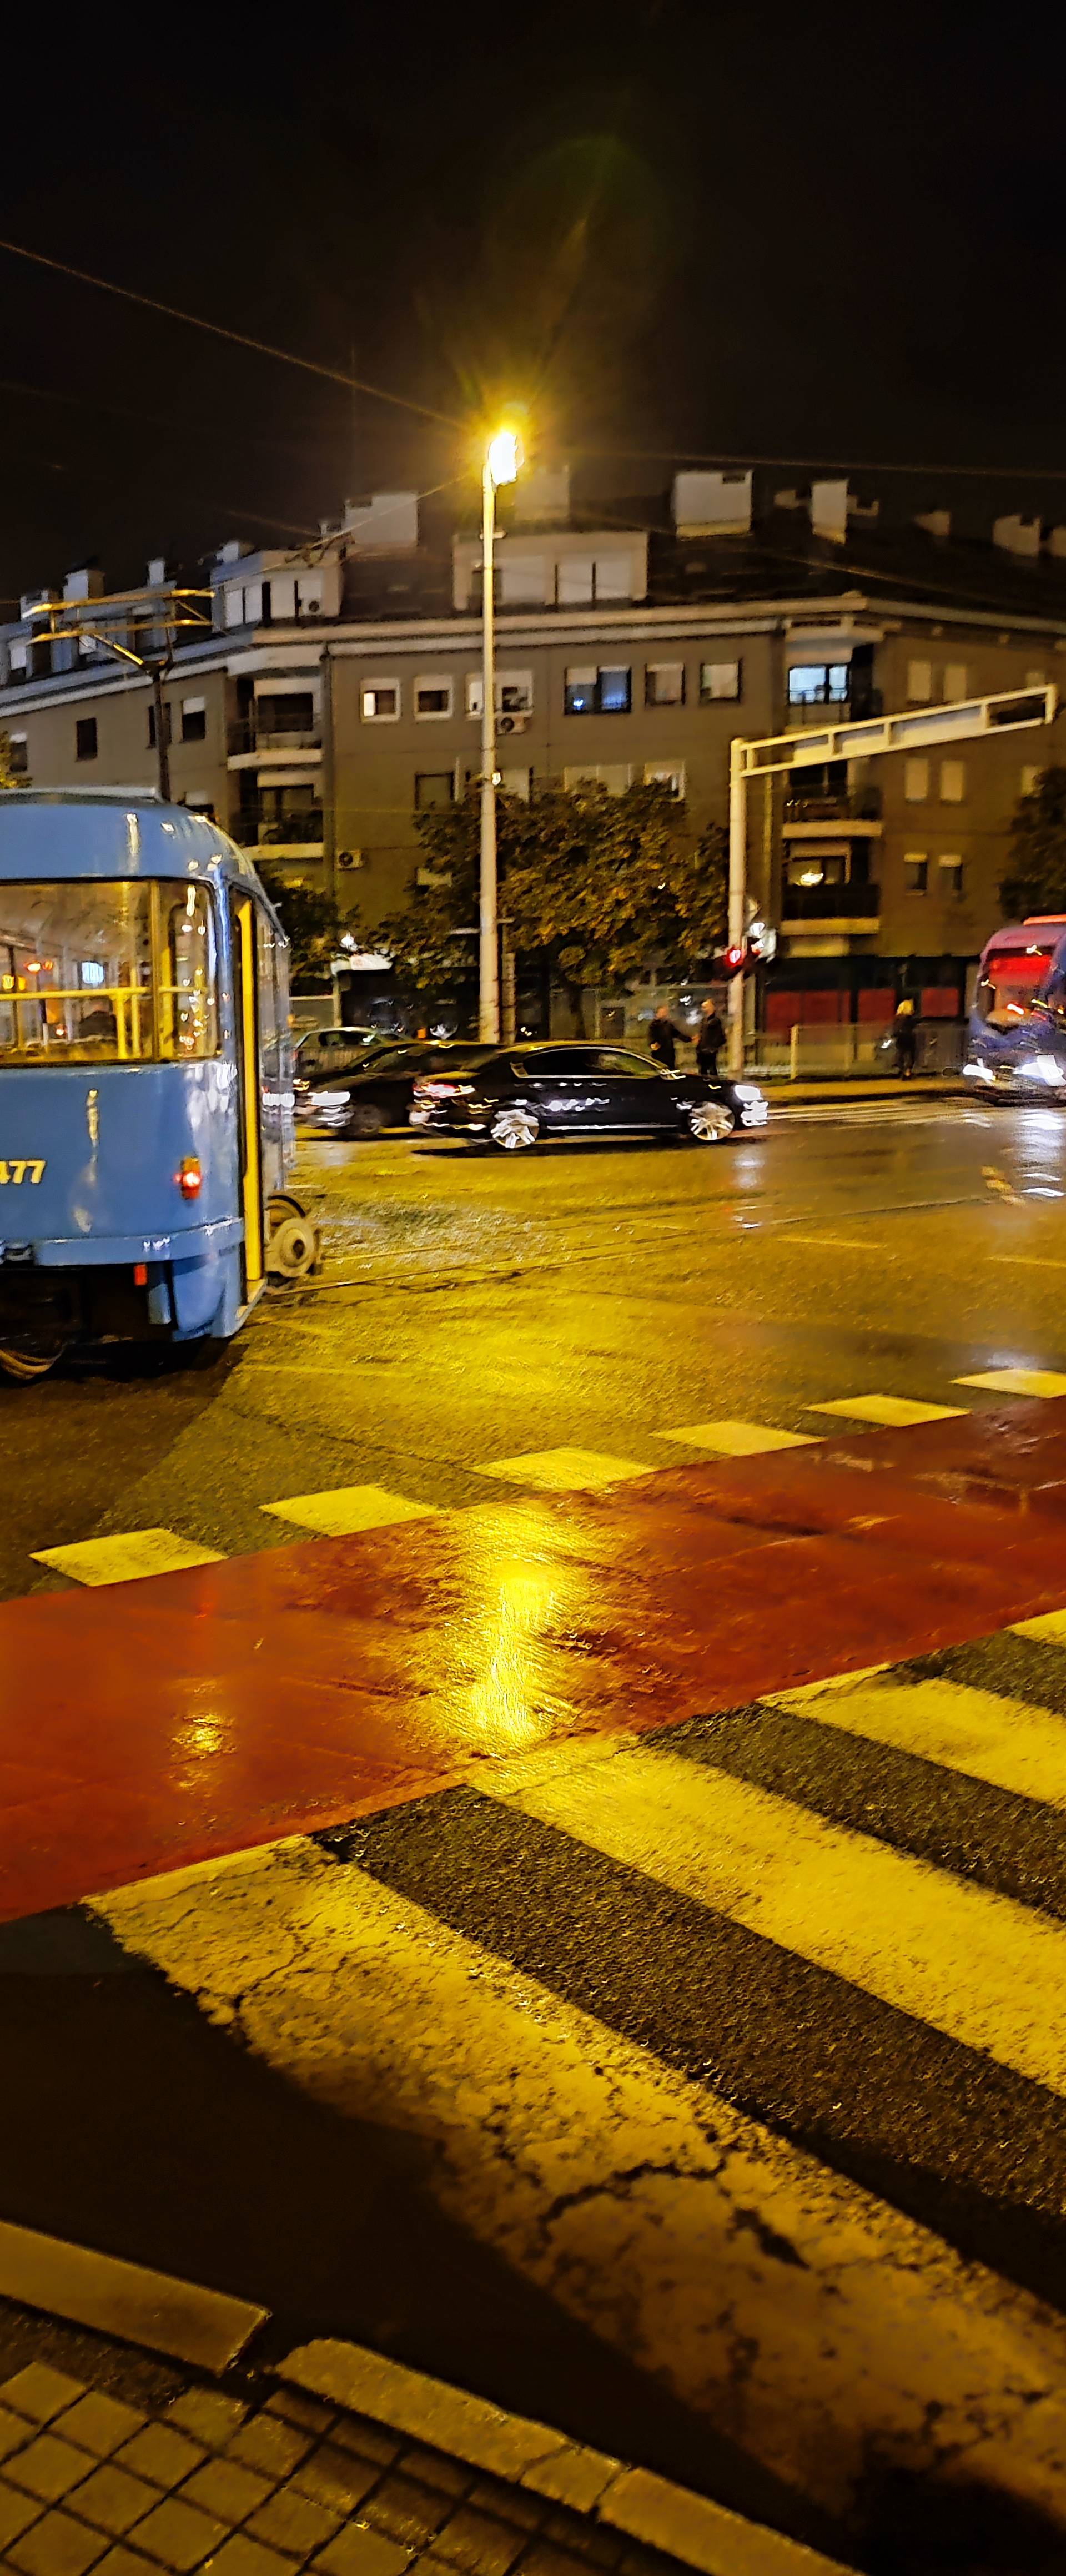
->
[253, 858, 344, 985]
[0, 732, 27, 789]
[378, 781, 727, 1028]
[999, 767, 1066, 920]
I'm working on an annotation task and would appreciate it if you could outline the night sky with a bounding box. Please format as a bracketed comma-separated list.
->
[2, 1, 1065, 606]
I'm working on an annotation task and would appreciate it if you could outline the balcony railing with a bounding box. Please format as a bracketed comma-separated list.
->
[781, 879, 881, 922]
[227, 720, 321, 757]
[238, 809, 324, 847]
[783, 787, 883, 824]
[785, 687, 883, 725]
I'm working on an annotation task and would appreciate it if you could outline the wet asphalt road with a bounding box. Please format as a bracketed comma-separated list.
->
[3, 1093, 1065, 1596]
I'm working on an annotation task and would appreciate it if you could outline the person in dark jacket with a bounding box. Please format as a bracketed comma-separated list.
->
[696, 999, 727, 1080]
[892, 998, 918, 1079]
[648, 1004, 688, 1070]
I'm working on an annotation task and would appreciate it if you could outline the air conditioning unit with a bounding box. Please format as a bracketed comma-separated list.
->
[338, 848, 363, 871]
[302, 598, 324, 617]
[497, 711, 529, 736]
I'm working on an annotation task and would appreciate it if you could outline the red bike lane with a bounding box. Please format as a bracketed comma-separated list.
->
[3, 1398, 1066, 1926]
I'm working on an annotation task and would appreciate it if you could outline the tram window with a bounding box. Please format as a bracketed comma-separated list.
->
[158, 883, 219, 1058]
[976, 943, 1056, 1028]
[0, 882, 154, 1063]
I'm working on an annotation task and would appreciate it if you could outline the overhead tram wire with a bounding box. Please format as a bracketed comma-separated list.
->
[0, 237, 462, 431]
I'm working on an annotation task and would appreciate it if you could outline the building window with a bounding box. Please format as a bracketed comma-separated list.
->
[6, 732, 27, 775]
[499, 557, 546, 606]
[904, 853, 928, 894]
[148, 701, 172, 750]
[465, 670, 533, 718]
[556, 554, 631, 606]
[75, 716, 97, 761]
[939, 758, 966, 803]
[700, 660, 741, 702]
[904, 757, 929, 802]
[643, 762, 686, 799]
[564, 666, 631, 716]
[414, 677, 453, 721]
[414, 772, 455, 810]
[7, 642, 28, 678]
[1021, 764, 1042, 797]
[563, 763, 633, 795]
[787, 662, 849, 706]
[939, 855, 964, 895]
[361, 681, 400, 721]
[907, 658, 932, 701]
[645, 662, 685, 707]
[943, 662, 968, 700]
[181, 697, 207, 743]
[499, 767, 531, 801]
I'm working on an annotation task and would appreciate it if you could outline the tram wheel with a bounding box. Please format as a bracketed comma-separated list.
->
[0, 1337, 65, 1383]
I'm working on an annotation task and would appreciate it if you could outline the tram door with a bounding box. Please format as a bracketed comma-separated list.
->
[229, 893, 264, 1296]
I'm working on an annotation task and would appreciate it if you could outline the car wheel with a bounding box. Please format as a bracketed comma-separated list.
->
[688, 1100, 736, 1144]
[489, 1106, 540, 1152]
[349, 1103, 384, 1139]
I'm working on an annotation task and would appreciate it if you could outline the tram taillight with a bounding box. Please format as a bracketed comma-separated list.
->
[177, 1156, 203, 1200]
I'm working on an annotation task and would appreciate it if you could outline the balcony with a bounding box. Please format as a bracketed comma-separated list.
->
[785, 686, 883, 727]
[237, 807, 325, 859]
[781, 879, 881, 925]
[227, 718, 322, 765]
[783, 788, 883, 836]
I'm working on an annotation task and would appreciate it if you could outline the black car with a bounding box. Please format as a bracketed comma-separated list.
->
[408, 1042, 768, 1149]
[302, 1042, 501, 1138]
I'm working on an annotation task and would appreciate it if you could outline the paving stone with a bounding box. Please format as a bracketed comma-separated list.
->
[0, 2477, 44, 2545]
[515, 2546, 590, 2576]
[361, 2478, 452, 2552]
[7, 2505, 109, 2576]
[57, 2403, 148, 2462]
[200, 2537, 296, 2576]
[6, 2436, 97, 2504]
[541, 2515, 624, 2570]
[290, 2448, 380, 2517]
[225, 2424, 314, 2482]
[116, 2431, 206, 2493]
[430, 2508, 526, 2576]
[72, 2468, 162, 2538]
[132, 2496, 229, 2571]
[246, 2489, 341, 2558]
[263, 2396, 336, 2438]
[323, 2427, 398, 2473]
[1, 2371, 88, 2429]
[0, 2403, 34, 2463]
[311, 2528, 410, 2576]
[464, 2483, 542, 2535]
[181, 2462, 276, 2526]
[92, 2553, 168, 2576]
[393, 2454, 468, 2506]
[165, 2401, 250, 2454]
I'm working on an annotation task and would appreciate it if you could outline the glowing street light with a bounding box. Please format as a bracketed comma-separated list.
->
[480, 425, 522, 1043]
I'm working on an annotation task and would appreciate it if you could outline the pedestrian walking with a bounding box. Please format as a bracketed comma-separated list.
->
[892, 997, 918, 1079]
[695, 998, 727, 1081]
[648, 1004, 688, 1070]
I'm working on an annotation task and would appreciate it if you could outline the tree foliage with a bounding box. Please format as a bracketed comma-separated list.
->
[253, 858, 344, 984]
[377, 781, 727, 1019]
[999, 766, 1066, 920]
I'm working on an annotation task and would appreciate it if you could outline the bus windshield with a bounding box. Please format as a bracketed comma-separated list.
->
[975, 943, 1057, 1029]
[0, 880, 218, 1064]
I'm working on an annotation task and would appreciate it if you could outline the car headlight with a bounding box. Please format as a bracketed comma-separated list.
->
[308, 1088, 351, 1108]
[1021, 1056, 1062, 1085]
[734, 1083, 764, 1103]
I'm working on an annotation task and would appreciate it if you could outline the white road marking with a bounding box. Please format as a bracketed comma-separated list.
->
[473, 1447, 653, 1491]
[770, 1668, 1066, 1810]
[262, 1486, 438, 1536]
[661, 1421, 820, 1456]
[954, 1368, 1066, 1398]
[809, 1395, 968, 1428]
[31, 1530, 225, 1586]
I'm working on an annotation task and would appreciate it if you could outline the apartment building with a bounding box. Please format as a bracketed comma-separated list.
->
[3, 470, 1065, 1028]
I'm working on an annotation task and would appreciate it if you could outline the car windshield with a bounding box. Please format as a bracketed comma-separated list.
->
[0, 878, 218, 1064]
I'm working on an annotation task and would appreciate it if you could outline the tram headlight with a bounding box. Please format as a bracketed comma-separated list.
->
[1021, 1056, 1063, 1086]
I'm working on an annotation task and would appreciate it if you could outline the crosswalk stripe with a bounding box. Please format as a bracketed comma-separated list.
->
[769, 1668, 1066, 1811]
[955, 1367, 1066, 1398]
[30, 1530, 225, 1586]
[809, 1393, 967, 1427]
[262, 1486, 438, 1536]
[660, 1421, 820, 1455]
[495, 1740, 1066, 2096]
[92, 1835, 1066, 2534]
[1013, 1608, 1066, 1644]
[472, 1446, 652, 1490]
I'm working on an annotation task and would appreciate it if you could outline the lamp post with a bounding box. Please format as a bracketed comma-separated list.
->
[480, 428, 521, 1042]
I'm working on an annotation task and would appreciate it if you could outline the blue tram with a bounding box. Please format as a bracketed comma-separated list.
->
[0, 793, 293, 1378]
[966, 914, 1066, 1098]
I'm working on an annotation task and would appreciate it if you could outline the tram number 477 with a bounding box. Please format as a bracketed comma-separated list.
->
[0, 1161, 46, 1185]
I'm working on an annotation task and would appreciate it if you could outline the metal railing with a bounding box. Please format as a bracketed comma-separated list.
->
[781, 879, 881, 921]
[238, 810, 324, 846]
[783, 787, 883, 824]
[227, 720, 320, 757]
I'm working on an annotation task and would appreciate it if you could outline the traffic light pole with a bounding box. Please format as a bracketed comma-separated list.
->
[726, 682, 1058, 1076]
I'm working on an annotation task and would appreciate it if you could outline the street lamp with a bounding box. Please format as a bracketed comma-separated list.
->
[480, 427, 521, 1042]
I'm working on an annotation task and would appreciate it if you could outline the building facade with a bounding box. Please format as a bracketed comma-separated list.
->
[3, 471, 1065, 1033]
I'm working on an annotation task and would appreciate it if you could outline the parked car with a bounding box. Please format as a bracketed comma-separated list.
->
[409, 1042, 768, 1149]
[293, 1027, 400, 1124]
[303, 1042, 501, 1138]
